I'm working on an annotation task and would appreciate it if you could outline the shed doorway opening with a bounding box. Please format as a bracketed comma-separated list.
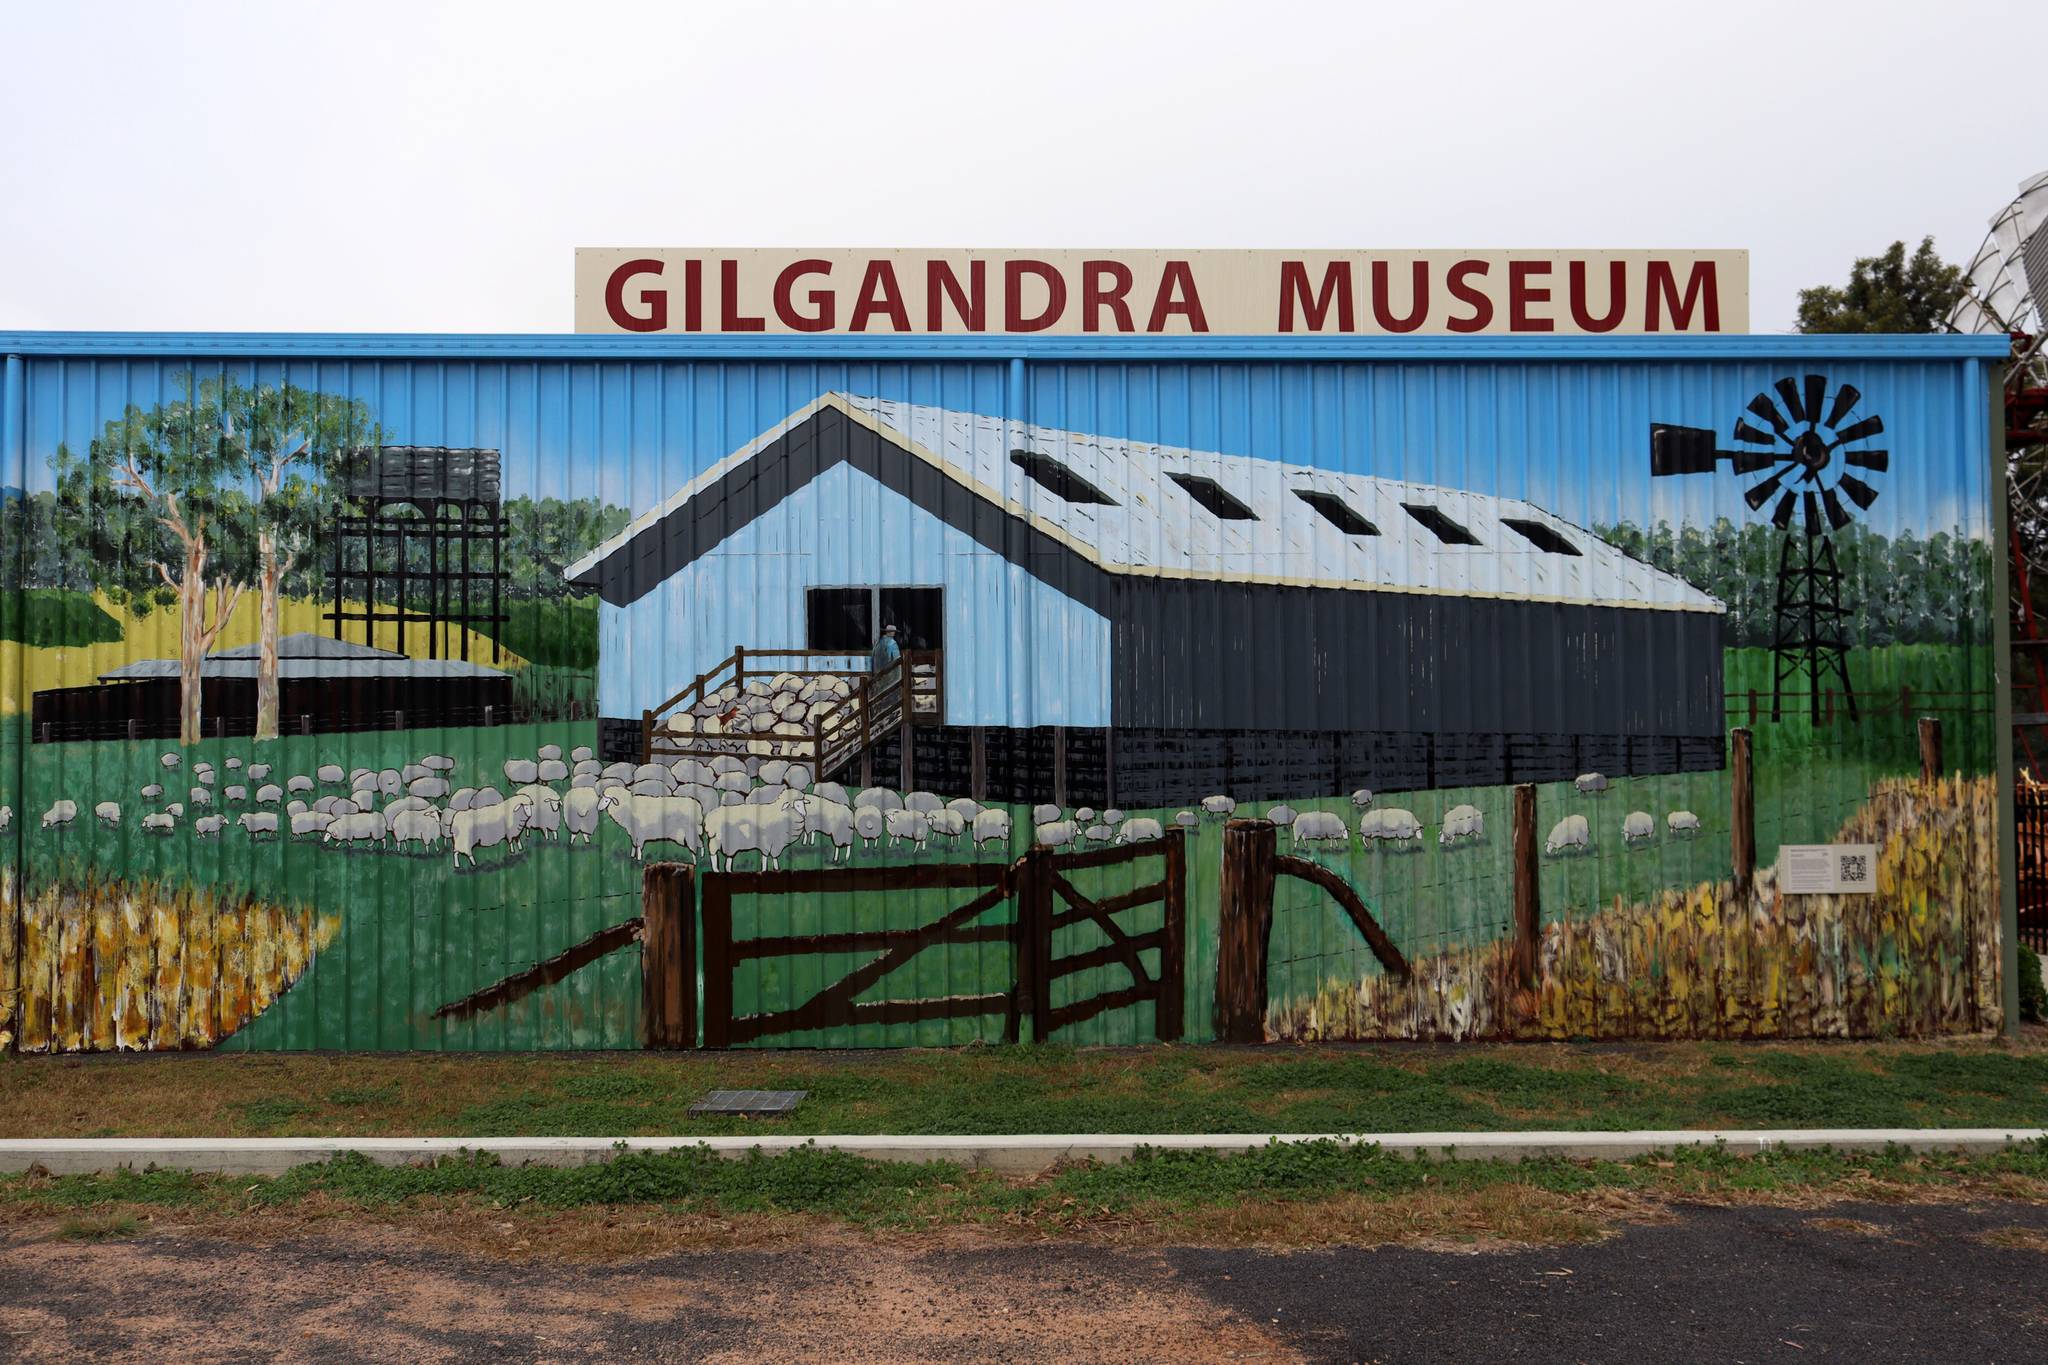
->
[805, 586, 944, 652]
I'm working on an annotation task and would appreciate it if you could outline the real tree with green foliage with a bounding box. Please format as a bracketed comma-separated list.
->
[1795, 237, 1966, 334]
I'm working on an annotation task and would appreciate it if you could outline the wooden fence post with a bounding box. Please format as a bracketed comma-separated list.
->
[970, 726, 987, 803]
[1511, 784, 1539, 989]
[1156, 829, 1186, 1043]
[1052, 726, 1068, 809]
[1009, 848, 1053, 1043]
[1919, 716, 1943, 783]
[1215, 819, 1278, 1044]
[1732, 727, 1755, 900]
[898, 700, 914, 791]
[640, 863, 696, 1049]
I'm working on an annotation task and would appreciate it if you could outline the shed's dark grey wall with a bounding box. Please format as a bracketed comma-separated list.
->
[1109, 579, 1724, 738]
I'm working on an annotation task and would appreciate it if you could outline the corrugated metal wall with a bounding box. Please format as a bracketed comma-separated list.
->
[0, 337, 2009, 1051]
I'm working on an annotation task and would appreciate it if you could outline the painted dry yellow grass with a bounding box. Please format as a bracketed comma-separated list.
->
[1, 868, 338, 1052]
[1273, 775, 2002, 1042]
[0, 592, 523, 711]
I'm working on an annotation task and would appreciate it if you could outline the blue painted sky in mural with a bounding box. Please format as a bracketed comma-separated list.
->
[13, 356, 1984, 542]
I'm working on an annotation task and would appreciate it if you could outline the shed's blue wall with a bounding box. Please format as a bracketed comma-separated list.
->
[597, 461, 1112, 724]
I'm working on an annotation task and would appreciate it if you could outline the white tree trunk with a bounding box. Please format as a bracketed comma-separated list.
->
[177, 544, 207, 746]
[255, 539, 282, 742]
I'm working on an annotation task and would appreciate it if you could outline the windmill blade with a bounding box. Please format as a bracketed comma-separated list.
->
[1772, 490, 1797, 529]
[1844, 448, 1889, 471]
[1829, 415, 1885, 446]
[1824, 383, 1862, 428]
[1802, 490, 1821, 536]
[1729, 449, 1780, 474]
[1746, 392, 1791, 436]
[1732, 420, 1778, 446]
[1822, 486, 1852, 530]
[1745, 467, 1790, 511]
[1838, 473, 1880, 510]
[1775, 377, 1809, 423]
[1802, 376, 1826, 427]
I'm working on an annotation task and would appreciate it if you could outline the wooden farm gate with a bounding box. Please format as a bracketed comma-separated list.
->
[684, 831, 1186, 1048]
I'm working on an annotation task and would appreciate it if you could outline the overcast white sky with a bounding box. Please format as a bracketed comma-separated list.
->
[1, 0, 2041, 335]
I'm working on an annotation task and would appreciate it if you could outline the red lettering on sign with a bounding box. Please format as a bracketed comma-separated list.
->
[1445, 260, 1493, 333]
[1567, 261, 1625, 332]
[773, 259, 835, 332]
[1278, 261, 1354, 333]
[1370, 260, 1428, 333]
[1508, 260, 1553, 332]
[1646, 260, 1719, 331]
[720, 260, 765, 332]
[849, 260, 910, 332]
[1147, 261, 1208, 332]
[1005, 260, 1066, 332]
[604, 258, 667, 333]
[928, 260, 986, 331]
[1082, 260, 1136, 333]
[682, 259, 702, 332]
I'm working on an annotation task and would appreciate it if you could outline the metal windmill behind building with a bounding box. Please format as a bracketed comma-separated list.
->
[1651, 375, 1889, 723]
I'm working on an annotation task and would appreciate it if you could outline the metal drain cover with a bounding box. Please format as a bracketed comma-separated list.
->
[689, 1088, 808, 1117]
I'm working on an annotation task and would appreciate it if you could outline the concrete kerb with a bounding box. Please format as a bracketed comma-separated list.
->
[1, 1128, 2043, 1177]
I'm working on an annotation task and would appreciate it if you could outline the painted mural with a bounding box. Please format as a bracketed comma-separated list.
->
[0, 345, 2005, 1050]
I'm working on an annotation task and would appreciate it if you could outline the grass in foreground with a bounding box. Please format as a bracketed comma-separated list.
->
[4, 1139, 2046, 1256]
[4, 1038, 2045, 1140]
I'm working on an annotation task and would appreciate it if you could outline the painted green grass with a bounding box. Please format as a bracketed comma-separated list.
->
[0, 588, 123, 647]
[474, 597, 600, 670]
[0, 643, 1998, 1051]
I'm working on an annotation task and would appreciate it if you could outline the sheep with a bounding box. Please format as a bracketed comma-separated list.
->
[537, 758, 569, 783]
[194, 767, 216, 786]
[812, 781, 850, 808]
[407, 775, 449, 800]
[470, 786, 506, 809]
[1101, 808, 1125, 827]
[516, 785, 565, 840]
[599, 792, 705, 861]
[1174, 810, 1198, 829]
[927, 809, 967, 843]
[312, 795, 350, 816]
[1438, 804, 1485, 847]
[627, 778, 670, 799]
[714, 771, 751, 796]
[1115, 816, 1164, 844]
[164, 803, 183, 818]
[854, 806, 887, 849]
[745, 783, 790, 807]
[316, 764, 345, 785]
[971, 808, 1012, 848]
[756, 759, 791, 788]
[188, 786, 212, 806]
[381, 770, 408, 798]
[1622, 811, 1656, 846]
[350, 772, 379, 797]
[447, 787, 479, 812]
[400, 763, 432, 785]
[504, 758, 540, 785]
[706, 792, 807, 870]
[324, 810, 389, 848]
[225, 757, 243, 770]
[801, 794, 856, 860]
[224, 785, 248, 803]
[884, 807, 930, 849]
[1267, 804, 1299, 827]
[1201, 795, 1236, 816]
[93, 801, 121, 827]
[247, 764, 271, 782]
[1573, 772, 1609, 796]
[255, 784, 283, 805]
[1084, 823, 1114, 844]
[140, 783, 164, 800]
[391, 808, 444, 851]
[142, 812, 177, 834]
[1359, 808, 1423, 842]
[1291, 810, 1349, 849]
[570, 746, 593, 764]
[537, 743, 563, 762]
[710, 756, 748, 777]
[236, 812, 280, 837]
[1034, 819, 1078, 849]
[286, 774, 314, 795]
[289, 810, 332, 838]
[1544, 814, 1591, 856]
[857, 787, 904, 813]
[634, 762, 672, 787]
[944, 797, 982, 822]
[450, 796, 535, 867]
[1351, 789, 1374, 810]
[1075, 807, 1097, 825]
[1667, 810, 1701, 837]
[0, 806, 9, 833]
[904, 791, 944, 815]
[1031, 803, 1062, 826]
[286, 799, 308, 816]
[159, 752, 181, 770]
[562, 786, 603, 844]
[602, 762, 638, 785]
[671, 759, 712, 786]
[193, 814, 225, 839]
[383, 796, 434, 818]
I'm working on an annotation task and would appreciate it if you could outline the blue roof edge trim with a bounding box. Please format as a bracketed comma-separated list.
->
[0, 331, 2014, 361]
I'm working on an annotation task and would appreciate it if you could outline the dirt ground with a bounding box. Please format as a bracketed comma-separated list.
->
[4, 1200, 2047, 1363]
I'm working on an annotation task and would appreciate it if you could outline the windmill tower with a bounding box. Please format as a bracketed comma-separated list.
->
[1651, 375, 1889, 724]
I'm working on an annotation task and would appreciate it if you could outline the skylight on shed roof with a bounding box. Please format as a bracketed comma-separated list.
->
[1500, 518, 1582, 556]
[1293, 488, 1379, 535]
[1168, 472, 1257, 521]
[1009, 449, 1118, 506]
[1402, 503, 1482, 546]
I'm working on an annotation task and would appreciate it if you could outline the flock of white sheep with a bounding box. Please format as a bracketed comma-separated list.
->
[14, 748, 1704, 873]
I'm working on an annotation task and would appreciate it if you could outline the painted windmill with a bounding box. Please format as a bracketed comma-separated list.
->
[1651, 375, 1888, 723]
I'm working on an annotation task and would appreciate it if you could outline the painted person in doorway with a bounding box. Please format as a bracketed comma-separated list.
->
[871, 623, 901, 689]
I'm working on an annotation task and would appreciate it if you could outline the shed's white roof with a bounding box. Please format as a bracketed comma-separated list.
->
[571, 392, 1721, 613]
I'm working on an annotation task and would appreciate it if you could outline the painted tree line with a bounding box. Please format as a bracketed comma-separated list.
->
[1594, 518, 1993, 647]
[8, 374, 627, 746]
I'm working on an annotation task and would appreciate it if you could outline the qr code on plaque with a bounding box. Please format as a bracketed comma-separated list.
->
[1838, 853, 1870, 885]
